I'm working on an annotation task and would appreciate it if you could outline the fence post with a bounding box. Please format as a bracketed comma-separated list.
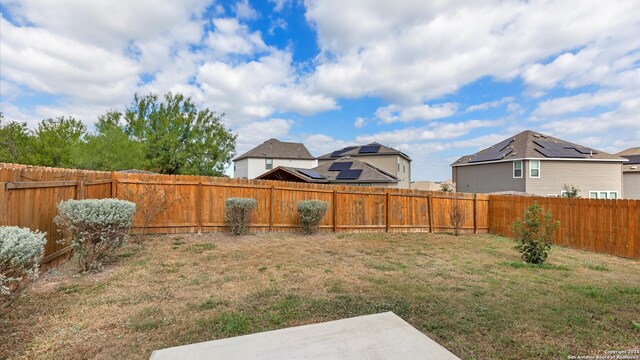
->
[110, 177, 117, 198]
[333, 190, 338, 232]
[269, 185, 274, 232]
[76, 180, 84, 200]
[197, 181, 202, 234]
[0, 182, 6, 226]
[385, 192, 390, 232]
[473, 193, 477, 234]
[427, 193, 434, 233]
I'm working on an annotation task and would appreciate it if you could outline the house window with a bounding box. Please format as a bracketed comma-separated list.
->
[589, 191, 618, 199]
[265, 158, 273, 170]
[403, 160, 406, 174]
[513, 161, 523, 178]
[397, 158, 400, 172]
[529, 160, 540, 178]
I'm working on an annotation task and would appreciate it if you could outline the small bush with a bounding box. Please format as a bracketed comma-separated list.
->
[298, 200, 329, 234]
[511, 203, 559, 264]
[0, 226, 46, 298]
[225, 198, 257, 235]
[55, 199, 136, 272]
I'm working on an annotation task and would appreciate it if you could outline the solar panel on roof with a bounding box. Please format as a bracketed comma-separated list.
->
[468, 138, 514, 163]
[328, 162, 353, 171]
[336, 169, 362, 179]
[533, 140, 586, 158]
[297, 169, 325, 179]
[569, 147, 597, 155]
[358, 145, 381, 154]
[624, 155, 640, 164]
[331, 146, 357, 157]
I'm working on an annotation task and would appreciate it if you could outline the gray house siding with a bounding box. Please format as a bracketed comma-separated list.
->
[623, 173, 640, 200]
[455, 161, 525, 194]
[524, 160, 623, 197]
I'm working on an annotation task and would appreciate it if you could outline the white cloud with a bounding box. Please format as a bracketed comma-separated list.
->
[197, 51, 337, 124]
[233, 118, 293, 154]
[269, 0, 291, 12]
[465, 97, 515, 113]
[233, 0, 258, 20]
[269, 18, 288, 35]
[206, 18, 269, 58]
[375, 103, 458, 124]
[306, 0, 640, 103]
[354, 117, 367, 128]
[356, 119, 502, 144]
[532, 90, 636, 117]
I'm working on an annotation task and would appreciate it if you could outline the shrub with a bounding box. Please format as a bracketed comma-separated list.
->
[449, 202, 466, 236]
[298, 200, 329, 234]
[511, 203, 559, 264]
[561, 184, 581, 198]
[55, 199, 136, 272]
[225, 198, 257, 235]
[0, 227, 46, 298]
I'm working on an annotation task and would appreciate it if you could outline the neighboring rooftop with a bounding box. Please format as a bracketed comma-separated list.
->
[616, 147, 640, 173]
[257, 158, 399, 184]
[317, 142, 411, 161]
[234, 139, 315, 161]
[452, 130, 626, 166]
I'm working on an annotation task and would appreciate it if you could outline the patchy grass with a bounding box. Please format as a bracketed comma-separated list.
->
[1, 232, 639, 359]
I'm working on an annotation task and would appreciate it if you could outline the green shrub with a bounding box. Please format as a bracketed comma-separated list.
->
[0, 226, 46, 298]
[225, 198, 257, 235]
[511, 203, 559, 264]
[298, 200, 329, 234]
[55, 199, 136, 272]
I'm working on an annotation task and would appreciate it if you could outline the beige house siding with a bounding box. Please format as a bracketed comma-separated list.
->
[524, 160, 623, 197]
[455, 161, 525, 193]
[623, 172, 640, 200]
[319, 154, 411, 188]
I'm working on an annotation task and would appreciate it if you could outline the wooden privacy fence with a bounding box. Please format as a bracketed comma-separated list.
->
[489, 195, 639, 259]
[0, 164, 489, 266]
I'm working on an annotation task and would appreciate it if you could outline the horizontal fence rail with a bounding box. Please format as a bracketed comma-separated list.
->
[1, 163, 638, 267]
[489, 195, 639, 259]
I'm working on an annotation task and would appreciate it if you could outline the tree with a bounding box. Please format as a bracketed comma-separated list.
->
[123, 93, 237, 176]
[440, 183, 453, 192]
[511, 204, 560, 264]
[449, 202, 466, 236]
[73, 111, 148, 171]
[561, 184, 581, 198]
[31, 117, 87, 167]
[0, 114, 35, 164]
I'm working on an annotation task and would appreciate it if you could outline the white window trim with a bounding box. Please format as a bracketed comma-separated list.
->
[529, 160, 540, 178]
[265, 158, 273, 170]
[513, 160, 523, 178]
[589, 191, 619, 199]
[560, 191, 567, 197]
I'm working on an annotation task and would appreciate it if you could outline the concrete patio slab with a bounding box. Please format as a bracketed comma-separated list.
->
[150, 312, 460, 360]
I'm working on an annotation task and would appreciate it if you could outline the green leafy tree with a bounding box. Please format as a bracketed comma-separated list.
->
[123, 92, 237, 176]
[73, 111, 148, 171]
[0, 114, 35, 164]
[32, 117, 87, 167]
[561, 184, 581, 198]
[511, 204, 560, 264]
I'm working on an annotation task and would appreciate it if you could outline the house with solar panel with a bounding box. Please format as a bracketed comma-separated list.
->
[256, 158, 400, 187]
[616, 147, 640, 200]
[316, 143, 412, 188]
[451, 130, 628, 198]
[233, 139, 317, 179]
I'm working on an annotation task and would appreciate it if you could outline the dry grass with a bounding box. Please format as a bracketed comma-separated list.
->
[1, 232, 639, 359]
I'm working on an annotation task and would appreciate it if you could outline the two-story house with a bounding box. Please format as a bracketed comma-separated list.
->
[316, 143, 412, 188]
[616, 147, 640, 200]
[233, 139, 316, 179]
[452, 130, 627, 198]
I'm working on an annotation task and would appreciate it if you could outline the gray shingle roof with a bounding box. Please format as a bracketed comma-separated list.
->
[234, 139, 315, 161]
[258, 158, 399, 184]
[617, 147, 640, 173]
[452, 130, 626, 166]
[317, 142, 411, 161]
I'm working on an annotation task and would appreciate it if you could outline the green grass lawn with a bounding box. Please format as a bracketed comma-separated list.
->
[1, 232, 639, 359]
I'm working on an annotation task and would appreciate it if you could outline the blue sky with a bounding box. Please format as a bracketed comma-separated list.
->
[1, 0, 639, 180]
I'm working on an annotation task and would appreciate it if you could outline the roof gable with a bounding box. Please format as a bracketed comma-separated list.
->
[257, 158, 399, 184]
[234, 139, 315, 161]
[452, 130, 625, 166]
[317, 142, 411, 161]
